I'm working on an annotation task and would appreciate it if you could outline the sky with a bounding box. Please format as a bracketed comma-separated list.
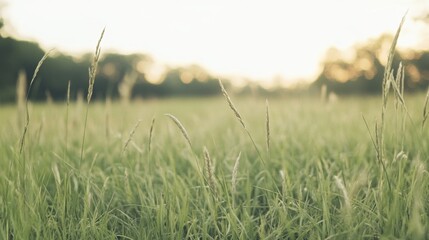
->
[2, 0, 429, 85]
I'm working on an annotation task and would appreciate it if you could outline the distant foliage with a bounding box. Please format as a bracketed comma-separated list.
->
[312, 34, 429, 95]
[3, 31, 429, 103]
[0, 36, 221, 103]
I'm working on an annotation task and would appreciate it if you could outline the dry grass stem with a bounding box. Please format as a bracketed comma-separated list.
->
[19, 49, 53, 156]
[218, 79, 264, 163]
[165, 114, 192, 148]
[203, 147, 217, 197]
[148, 117, 156, 153]
[218, 79, 246, 130]
[80, 29, 105, 163]
[370, 14, 405, 193]
[334, 175, 351, 210]
[65, 80, 71, 157]
[87, 28, 105, 103]
[122, 119, 142, 154]
[231, 152, 241, 194]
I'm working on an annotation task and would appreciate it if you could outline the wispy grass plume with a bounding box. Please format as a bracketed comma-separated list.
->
[334, 174, 352, 225]
[334, 175, 351, 210]
[165, 113, 192, 149]
[218, 79, 263, 163]
[203, 147, 217, 198]
[80, 28, 105, 164]
[231, 152, 241, 195]
[19, 50, 53, 156]
[390, 62, 412, 124]
[122, 119, 142, 154]
[218, 79, 246, 129]
[148, 117, 156, 153]
[374, 14, 405, 192]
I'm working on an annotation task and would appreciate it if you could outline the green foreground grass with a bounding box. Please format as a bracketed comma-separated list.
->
[0, 94, 428, 239]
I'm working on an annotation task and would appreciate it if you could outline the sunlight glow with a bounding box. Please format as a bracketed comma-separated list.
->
[3, 0, 429, 85]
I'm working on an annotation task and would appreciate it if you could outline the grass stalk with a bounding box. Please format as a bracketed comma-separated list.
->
[218, 79, 264, 164]
[18, 50, 53, 156]
[65, 80, 70, 159]
[379, 14, 405, 162]
[80, 28, 105, 165]
[148, 117, 156, 153]
[422, 86, 429, 129]
[165, 113, 192, 149]
[231, 152, 241, 195]
[366, 14, 406, 194]
[203, 147, 217, 198]
[122, 119, 142, 154]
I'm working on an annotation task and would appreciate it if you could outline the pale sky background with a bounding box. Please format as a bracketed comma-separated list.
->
[2, 0, 429, 85]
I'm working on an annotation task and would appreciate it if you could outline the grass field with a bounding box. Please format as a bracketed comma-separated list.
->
[1, 18, 429, 239]
[0, 91, 428, 239]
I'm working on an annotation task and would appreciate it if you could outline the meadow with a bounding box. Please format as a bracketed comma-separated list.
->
[1, 18, 429, 240]
[0, 89, 428, 239]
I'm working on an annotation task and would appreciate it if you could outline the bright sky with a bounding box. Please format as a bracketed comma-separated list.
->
[2, 0, 429, 85]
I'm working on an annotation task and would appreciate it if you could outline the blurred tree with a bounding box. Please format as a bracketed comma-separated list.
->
[312, 34, 408, 95]
[0, 37, 44, 102]
[39, 53, 89, 100]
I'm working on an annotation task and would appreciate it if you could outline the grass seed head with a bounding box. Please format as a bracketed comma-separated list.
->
[334, 175, 351, 210]
[218, 79, 247, 130]
[122, 119, 142, 154]
[231, 152, 241, 194]
[148, 117, 156, 153]
[165, 113, 192, 148]
[203, 147, 217, 197]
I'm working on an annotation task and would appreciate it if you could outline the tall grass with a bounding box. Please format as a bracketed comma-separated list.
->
[64, 80, 71, 159]
[18, 50, 53, 156]
[265, 99, 271, 158]
[363, 14, 406, 193]
[218, 79, 264, 163]
[422, 86, 429, 128]
[1, 15, 429, 240]
[148, 117, 156, 153]
[122, 119, 142, 154]
[80, 28, 105, 164]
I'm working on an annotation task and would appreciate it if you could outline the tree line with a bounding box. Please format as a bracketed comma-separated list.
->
[312, 34, 429, 95]
[0, 35, 225, 103]
[2, 31, 429, 103]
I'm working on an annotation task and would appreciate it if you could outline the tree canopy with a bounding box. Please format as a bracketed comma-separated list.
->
[2, 25, 429, 103]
